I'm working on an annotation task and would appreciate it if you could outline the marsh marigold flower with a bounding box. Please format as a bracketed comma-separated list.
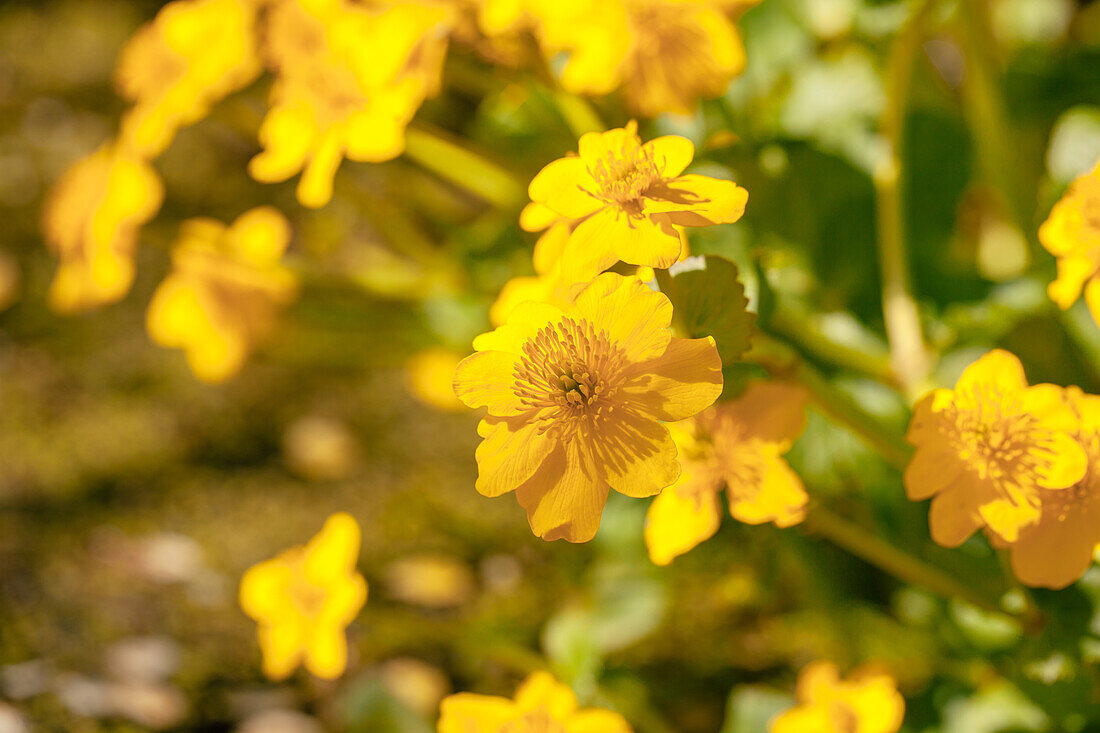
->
[453, 272, 723, 542]
[250, 0, 452, 208]
[1040, 160, 1100, 326]
[1007, 386, 1100, 588]
[438, 671, 632, 733]
[240, 512, 367, 680]
[526, 121, 746, 284]
[146, 207, 297, 382]
[43, 143, 164, 313]
[116, 0, 261, 156]
[645, 381, 808, 565]
[904, 349, 1087, 547]
[769, 661, 904, 733]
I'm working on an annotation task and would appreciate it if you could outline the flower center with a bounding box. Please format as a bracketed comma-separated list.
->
[512, 317, 627, 440]
[944, 387, 1050, 490]
[287, 559, 328, 618]
[588, 139, 661, 213]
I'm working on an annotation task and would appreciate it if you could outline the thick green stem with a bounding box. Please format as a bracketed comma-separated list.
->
[404, 123, 526, 209]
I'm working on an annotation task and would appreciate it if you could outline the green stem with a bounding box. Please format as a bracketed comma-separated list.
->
[804, 505, 1010, 617]
[874, 0, 936, 398]
[404, 123, 526, 209]
[768, 305, 897, 387]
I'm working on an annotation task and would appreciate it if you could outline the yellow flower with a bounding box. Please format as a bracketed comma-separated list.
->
[769, 661, 904, 733]
[526, 121, 747, 284]
[250, 0, 452, 208]
[904, 349, 1087, 546]
[1039, 161, 1100, 324]
[438, 671, 632, 733]
[406, 347, 470, 412]
[43, 143, 164, 313]
[524, 0, 757, 116]
[645, 381, 809, 566]
[453, 272, 723, 542]
[116, 0, 262, 157]
[146, 207, 298, 383]
[1007, 386, 1100, 589]
[240, 512, 368, 680]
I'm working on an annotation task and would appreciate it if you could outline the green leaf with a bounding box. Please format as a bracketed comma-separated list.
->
[657, 255, 756, 365]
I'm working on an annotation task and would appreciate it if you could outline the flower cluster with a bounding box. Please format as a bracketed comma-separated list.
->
[1041, 161, 1100, 326]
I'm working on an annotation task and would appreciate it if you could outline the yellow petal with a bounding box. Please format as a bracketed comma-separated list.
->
[1085, 278, 1100, 328]
[1047, 253, 1093, 309]
[532, 221, 571, 274]
[1031, 431, 1087, 490]
[472, 301, 565, 354]
[475, 417, 558, 498]
[303, 512, 362, 585]
[610, 213, 686, 271]
[438, 693, 517, 733]
[727, 445, 807, 528]
[596, 411, 680, 498]
[452, 350, 523, 414]
[229, 206, 291, 264]
[954, 349, 1027, 396]
[303, 622, 349, 679]
[569, 272, 673, 362]
[528, 156, 603, 219]
[844, 674, 906, 733]
[928, 482, 984, 548]
[296, 127, 344, 209]
[725, 381, 808, 444]
[644, 175, 748, 226]
[645, 478, 721, 566]
[1010, 493, 1100, 589]
[558, 208, 631, 283]
[621, 337, 724, 422]
[903, 445, 962, 501]
[514, 671, 578, 718]
[515, 442, 609, 542]
[644, 135, 694, 178]
[258, 621, 306, 681]
[239, 559, 293, 622]
[978, 494, 1040, 544]
[520, 202, 561, 233]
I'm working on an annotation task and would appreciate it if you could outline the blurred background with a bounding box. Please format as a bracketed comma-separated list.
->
[4, 0, 1100, 731]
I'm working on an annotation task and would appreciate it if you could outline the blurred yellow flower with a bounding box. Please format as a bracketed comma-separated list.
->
[645, 381, 809, 565]
[240, 512, 367, 680]
[406, 347, 470, 412]
[1008, 386, 1100, 589]
[250, 0, 452, 208]
[769, 661, 904, 733]
[454, 272, 723, 542]
[1040, 161, 1100, 325]
[526, 121, 747, 284]
[43, 143, 164, 313]
[146, 207, 298, 383]
[438, 671, 632, 733]
[116, 0, 262, 157]
[904, 349, 1087, 546]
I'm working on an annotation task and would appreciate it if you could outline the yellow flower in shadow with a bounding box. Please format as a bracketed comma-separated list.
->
[1040, 161, 1100, 325]
[1007, 386, 1100, 589]
[526, 121, 747, 284]
[769, 661, 904, 733]
[250, 0, 452, 208]
[453, 272, 723, 542]
[146, 207, 298, 383]
[904, 349, 1087, 547]
[645, 380, 809, 566]
[438, 671, 632, 733]
[43, 143, 164, 313]
[116, 0, 262, 157]
[239, 512, 368, 681]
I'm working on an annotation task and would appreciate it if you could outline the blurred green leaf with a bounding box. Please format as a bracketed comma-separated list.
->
[658, 255, 755, 365]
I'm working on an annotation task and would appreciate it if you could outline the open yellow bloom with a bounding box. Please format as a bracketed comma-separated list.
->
[904, 349, 1087, 546]
[1040, 161, 1100, 325]
[146, 207, 298, 383]
[250, 0, 452, 208]
[240, 512, 368, 680]
[43, 143, 164, 313]
[1007, 386, 1100, 589]
[527, 121, 747, 284]
[116, 0, 262, 157]
[645, 381, 808, 566]
[438, 671, 632, 733]
[770, 661, 904, 733]
[453, 272, 723, 542]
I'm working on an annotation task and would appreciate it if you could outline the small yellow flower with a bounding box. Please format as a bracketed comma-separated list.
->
[43, 143, 164, 313]
[406, 347, 470, 412]
[1040, 161, 1100, 324]
[116, 0, 262, 156]
[645, 381, 809, 566]
[453, 272, 723, 542]
[438, 671, 632, 733]
[146, 207, 298, 382]
[240, 512, 367, 680]
[1007, 386, 1100, 589]
[769, 661, 904, 733]
[904, 349, 1087, 546]
[250, 0, 452, 208]
[526, 121, 747, 284]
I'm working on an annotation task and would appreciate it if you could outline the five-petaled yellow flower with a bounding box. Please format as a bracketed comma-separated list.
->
[769, 661, 904, 733]
[453, 272, 723, 542]
[1007, 386, 1100, 589]
[116, 0, 262, 157]
[438, 670, 632, 733]
[240, 512, 368, 681]
[146, 207, 298, 383]
[250, 0, 452, 208]
[527, 121, 747, 284]
[43, 143, 164, 313]
[904, 349, 1087, 547]
[645, 381, 809, 565]
[1040, 160, 1100, 326]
